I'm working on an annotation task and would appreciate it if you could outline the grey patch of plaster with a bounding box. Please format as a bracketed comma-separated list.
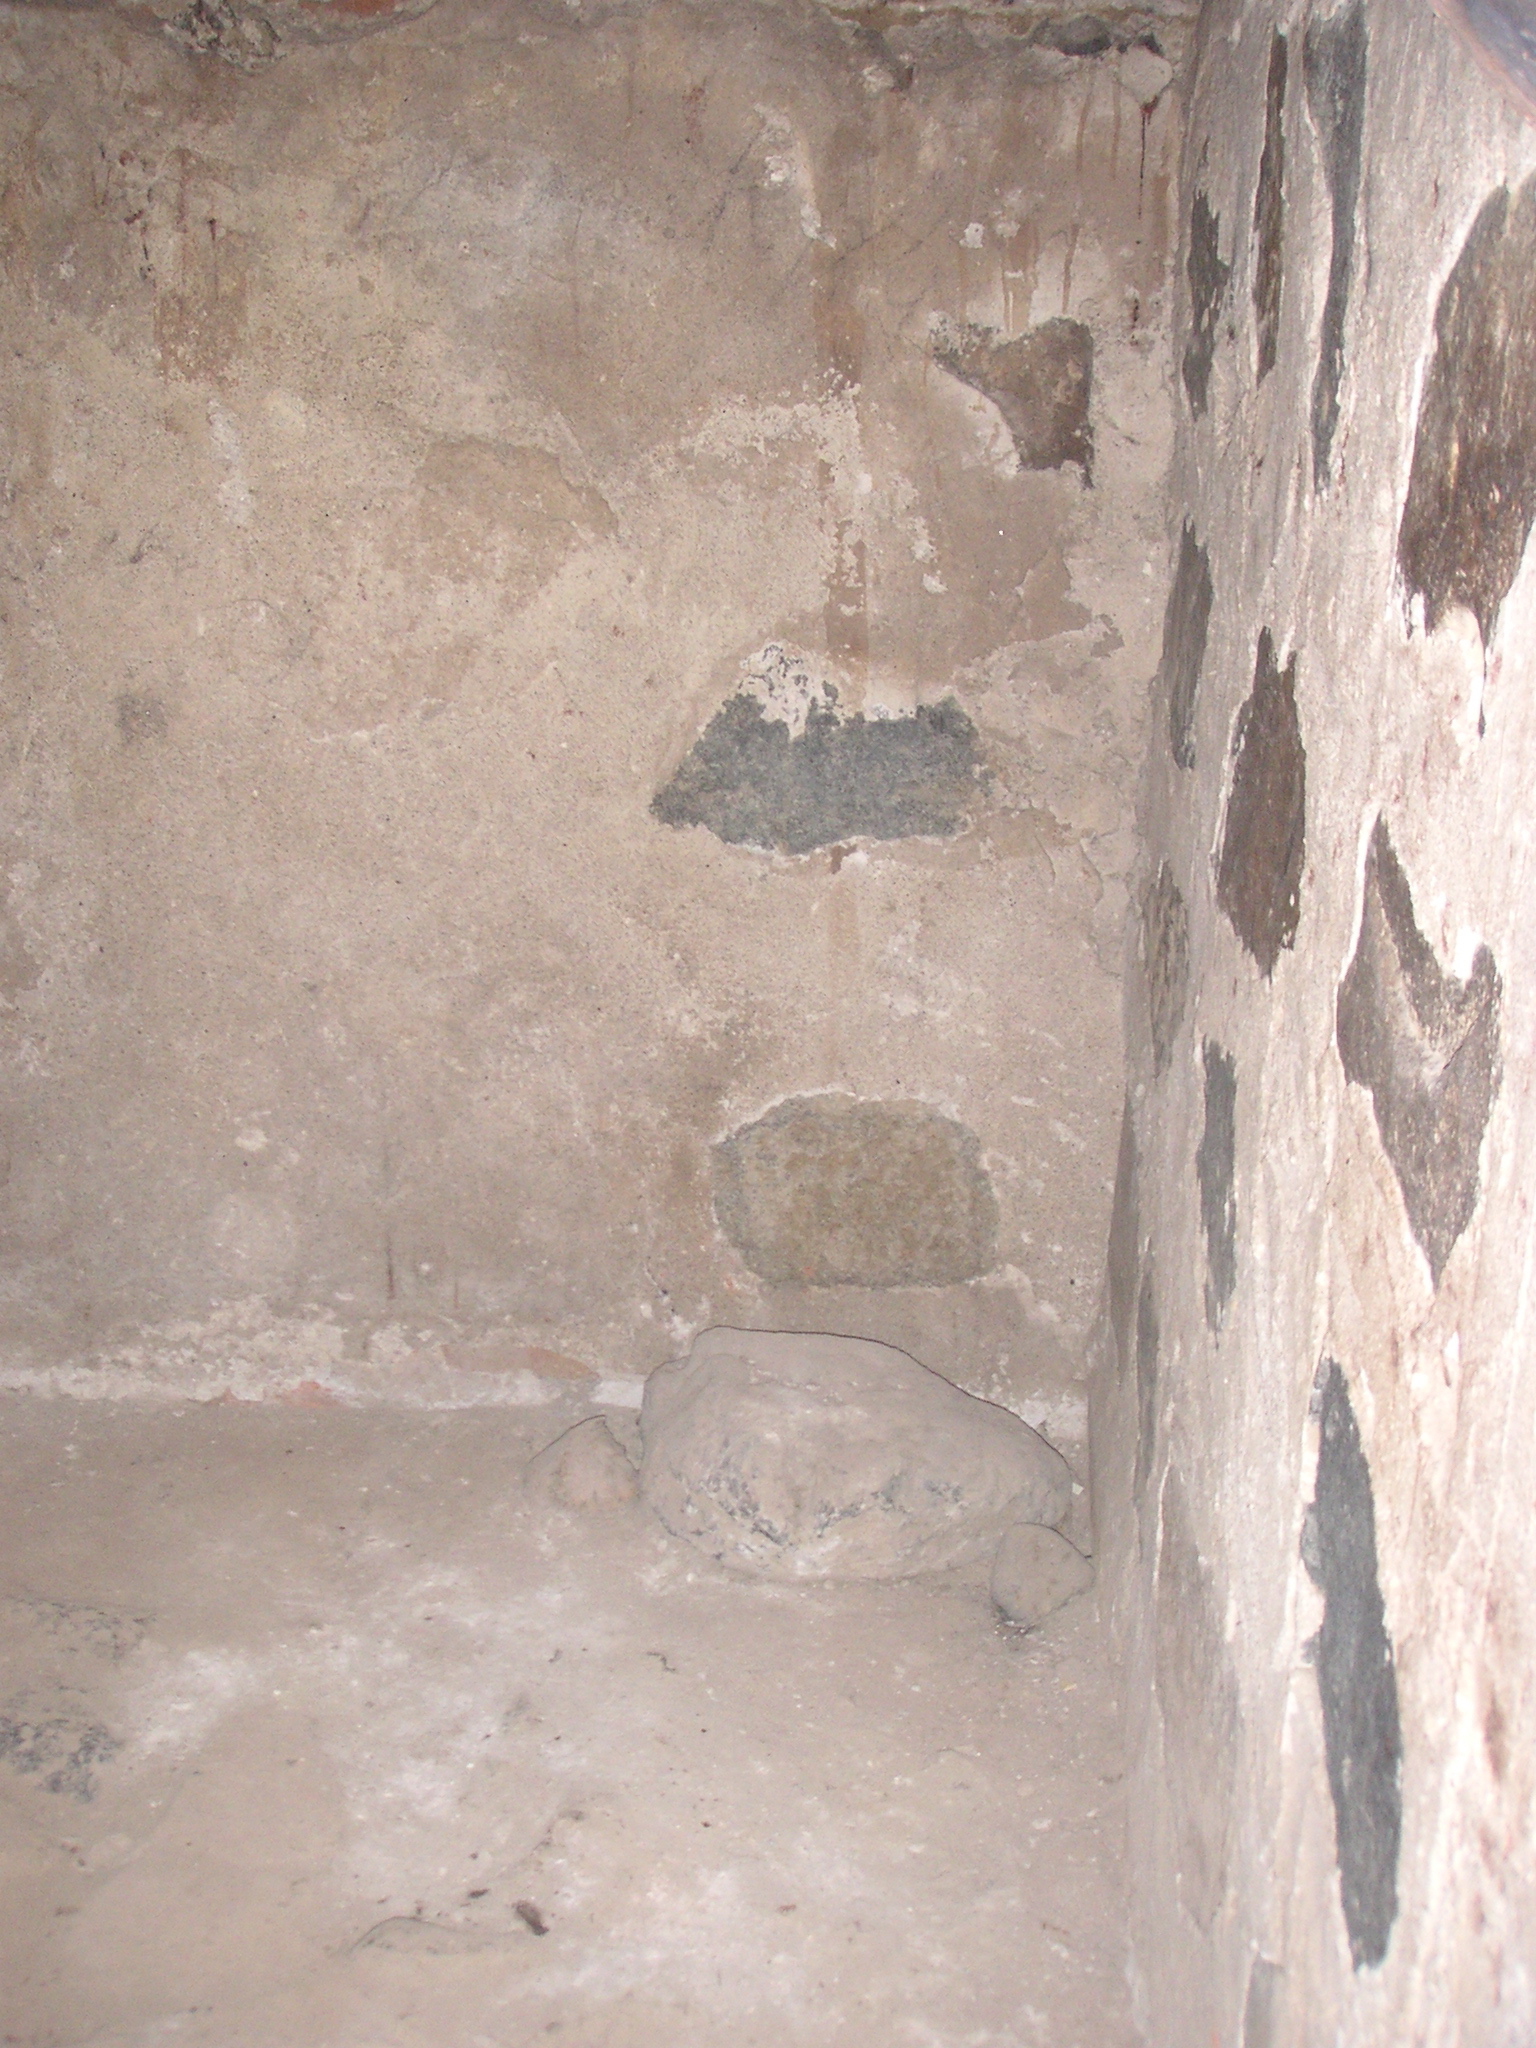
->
[1197, 1039, 1237, 1333]
[1181, 189, 1229, 418]
[1142, 861, 1189, 1076]
[0, 1702, 120, 1801]
[653, 691, 980, 856]
[1133, 1263, 1158, 1504]
[1336, 817, 1501, 1285]
[1301, 1357, 1402, 1971]
[712, 1095, 998, 1288]
[1397, 175, 1536, 646]
[932, 318, 1094, 479]
[1107, 1093, 1138, 1374]
[1252, 32, 1288, 385]
[1215, 629, 1305, 979]
[1304, 0, 1367, 489]
[116, 691, 168, 744]
[1162, 522, 1214, 770]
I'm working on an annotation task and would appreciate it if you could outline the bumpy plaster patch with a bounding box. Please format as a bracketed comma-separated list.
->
[1301, 1357, 1402, 1971]
[1197, 1039, 1237, 1333]
[1215, 629, 1305, 978]
[1181, 189, 1229, 417]
[1252, 32, 1288, 385]
[1335, 817, 1501, 1285]
[1161, 522, 1213, 769]
[711, 1095, 998, 1287]
[1141, 861, 1189, 1076]
[1304, 0, 1367, 489]
[931, 318, 1094, 479]
[1397, 175, 1536, 646]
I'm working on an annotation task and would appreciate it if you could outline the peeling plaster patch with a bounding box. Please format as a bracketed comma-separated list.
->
[1335, 817, 1501, 1285]
[1181, 190, 1229, 418]
[1106, 1094, 1138, 1374]
[712, 1095, 998, 1287]
[1142, 861, 1189, 1076]
[1397, 175, 1536, 646]
[1303, 0, 1367, 489]
[1197, 1039, 1236, 1333]
[1215, 629, 1305, 978]
[1302, 1358, 1402, 1971]
[1252, 32, 1288, 385]
[1161, 523, 1213, 770]
[652, 682, 980, 856]
[931, 318, 1094, 479]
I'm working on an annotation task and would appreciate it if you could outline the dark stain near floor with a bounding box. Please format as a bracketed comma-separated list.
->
[1304, 0, 1367, 489]
[1397, 174, 1536, 646]
[932, 318, 1094, 479]
[1197, 1039, 1237, 1333]
[1182, 189, 1230, 417]
[1336, 817, 1501, 1285]
[1301, 1357, 1402, 1971]
[653, 691, 980, 856]
[1215, 629, 1305, 979]
[1107, 1093, 1139, 1375]
[1133, 1263, 1158, 1504]
[1252, 31, 1288, 385]
[1142, 861, 1190, 1077]
[0, 1703, 120, 1800]
[1162, 523, 1214, 770]
[712, 1094, 998, 1287]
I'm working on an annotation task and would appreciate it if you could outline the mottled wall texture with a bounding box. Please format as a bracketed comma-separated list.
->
[1093, 1, 1536, 2040]
[0, 1, 1182, 1428]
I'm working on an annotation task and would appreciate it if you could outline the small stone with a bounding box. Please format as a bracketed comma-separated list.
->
[1118, 43, 1173, 107]
[990, 1522, 1094, 1629]
[524, 1417, 639, 1511]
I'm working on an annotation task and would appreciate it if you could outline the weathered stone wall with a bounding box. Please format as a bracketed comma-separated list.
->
[1095, 2, 1536, 2038]
[0, 0, 1181, 1424]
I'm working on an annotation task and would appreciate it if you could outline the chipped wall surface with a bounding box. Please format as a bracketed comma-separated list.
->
[0, 1, 1180, 1423]
[1094, 2, 1536, 2041]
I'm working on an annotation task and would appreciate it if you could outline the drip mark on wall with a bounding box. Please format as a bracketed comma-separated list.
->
[1215, 628, 1305, 978]
[1303, 0, 1367, 489]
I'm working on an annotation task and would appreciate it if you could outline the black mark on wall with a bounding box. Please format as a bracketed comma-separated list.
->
[1304, 0, 1367, 489]
[1107, 1094, 1138, 1374]
[1197, 1039, 1236, 1333]
[1252, 32, 1288, 384]
[654, 692, 979, 855]
[1301, 1357, 1402, 1971]
[1155, 1467, 1239, 1927]
[1216, 630, 1305, 978]
[1162, 523, 1214, 770]
[933, 318, 1094, 478]
[1142, 861, 1190, 1076]
[1182, 189, 1229, 417]
[1397, 175, 1536, 647]
[1336, 817, 1501, 1285]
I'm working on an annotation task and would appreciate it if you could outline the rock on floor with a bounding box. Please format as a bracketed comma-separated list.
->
[639, 1327, 1072, 1581]
[524, 1416, 639, 1510]
[991, 1522, 1095, 1629]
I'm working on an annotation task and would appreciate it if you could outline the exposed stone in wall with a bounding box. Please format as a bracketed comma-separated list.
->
[1197, 1038, 1236, 1333]
[1215, 628, 1305, 978]
[1141, 860, 1189, 1074]
[712, 1096, 998, 1288]
[1301, 1358, 1402, 1971]
[1252, 31, 1287, 384]
[1303, 0, 1367, 489]
[1161, 521, 1213, 769]
[1397, 175, 1536, 646]
[1336, 818, 1501, 1285]
[931, 318, 1094, 480]
[1181, 188, 1229, 417]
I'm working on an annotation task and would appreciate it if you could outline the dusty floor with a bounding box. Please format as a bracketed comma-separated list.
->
[0, 1391, 1134, 2048]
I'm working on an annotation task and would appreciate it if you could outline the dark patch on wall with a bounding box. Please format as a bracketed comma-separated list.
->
[1301, 1358, 1402, 1970]
[933, 318, 1094, 479]
[1252, 32, 1288, 384]
[1242, 1958, 1283, 2048]
[1182, 189, 1229, 417]
[1107, 1094, 1138, 1375]
[1031, 14, 1115, 56]
[1304, 1, 1367, 489]
[1336, 817, 1501, 1285]
[1142, 862, 1189, 1076]
[1155, 1467, 1239, 1928]
[1397, 175, 1536, 646]
[0, 1705, 119, 1801]
[116, 691, 168, 744]
[1133, 1263, 1158, 1502]
[712, 1095, 998, 1287]
[1162, 523, 1214, 770]
[653, 692, 980, 856]
[1197, 1039, 1237, 1333]
[1215, 630, 1305, 978]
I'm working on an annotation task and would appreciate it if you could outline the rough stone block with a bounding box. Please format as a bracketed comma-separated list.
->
[1215, 628, 1305, 979]
[638, 1326, 1073, 1581]
[524, 1417, 639, 1511]
[712, 1095, 998, 1288]
[990, 1522, 1093, 1629]
[933, 317, 1094, 478]
[1304, 0, 1367, 488]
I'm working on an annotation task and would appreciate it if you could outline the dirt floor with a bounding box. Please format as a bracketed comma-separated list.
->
[0, 1391, 1136, 2048]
